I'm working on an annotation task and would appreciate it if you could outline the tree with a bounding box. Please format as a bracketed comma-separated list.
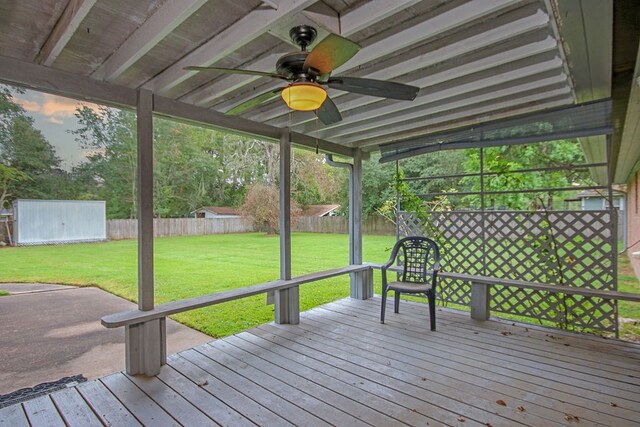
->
[291, 150, 342, 207]
[462, 141, 591, 210]
[0, 165, 30, 209]
[240, 183, 301, 234]
[72, 106, 138, 218]
[0, 85, 69, 204]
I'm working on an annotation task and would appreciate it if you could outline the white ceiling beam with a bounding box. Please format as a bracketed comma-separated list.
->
[256, 5, 551, 125]
[36, 0, 97, 66]
[91, 0, 208, 81]
[334, 0, 518, 75]
[183, 0, 424, 107]
[288, 42, 559, 131]
[144, 0, 317, 95]
[322, 71, 568, 140]
[178, 2, 340, 104]
[269, 33, 558, 129]
[356, 96, 573, 150]
[300, 1, 340, 34]
[339, 0, 423, 35]
[220, 0, 528, 115]
[265, 2, 338, 46]
[341, 87, 573, 146]
[301, 55, 564, 135]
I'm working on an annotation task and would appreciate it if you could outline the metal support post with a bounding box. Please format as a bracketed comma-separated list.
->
[275, 130, 299, 323]
[349, 149, 372, 299]
[127, 88, 165, 376]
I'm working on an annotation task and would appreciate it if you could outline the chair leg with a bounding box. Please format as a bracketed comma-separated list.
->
[381, 287, 387, 324]
[427, 290, 436, 331]
[394, 292, 401, 313]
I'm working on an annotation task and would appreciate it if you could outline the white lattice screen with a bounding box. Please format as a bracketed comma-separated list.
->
[398, 210, 618, 334]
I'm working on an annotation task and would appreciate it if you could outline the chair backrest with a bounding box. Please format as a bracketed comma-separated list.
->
[395, 236, 440, 283]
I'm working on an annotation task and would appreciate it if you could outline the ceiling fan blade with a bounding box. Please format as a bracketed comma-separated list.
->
[317, 96, 342, 125]
[184, 66, 288, 81]
[327, 77, 419, 100]
[226, 89, 283, 115]
[303, 34, 360, 75]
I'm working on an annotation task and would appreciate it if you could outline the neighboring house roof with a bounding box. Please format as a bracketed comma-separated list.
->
[0, 208, 13, 216]
[194, 206, 239, 216]
[301, 204, 340, 217]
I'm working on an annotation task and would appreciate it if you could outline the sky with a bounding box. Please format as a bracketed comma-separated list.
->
[11, 88, 101, 170]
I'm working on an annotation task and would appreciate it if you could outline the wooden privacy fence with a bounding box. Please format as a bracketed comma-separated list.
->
[107, 217, 253, 240]
[107, 215, 395, 240]
[294, 215, 395, 235]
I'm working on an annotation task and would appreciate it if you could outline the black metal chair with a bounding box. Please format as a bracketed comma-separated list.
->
[380, 236, 440, 330]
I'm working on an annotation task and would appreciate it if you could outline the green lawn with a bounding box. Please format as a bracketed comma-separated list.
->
[0, 233, 395, 337]
[616, 251, 640, 340]
[0, 232, 638, 339]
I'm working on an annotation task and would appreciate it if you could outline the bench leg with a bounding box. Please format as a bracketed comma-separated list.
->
[125, 318, 166, 376]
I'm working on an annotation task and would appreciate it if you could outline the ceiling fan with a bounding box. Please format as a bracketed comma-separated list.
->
[185, 25, 419, 125]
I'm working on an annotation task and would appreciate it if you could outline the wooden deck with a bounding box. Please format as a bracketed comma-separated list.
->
[2, 297, 639, 426]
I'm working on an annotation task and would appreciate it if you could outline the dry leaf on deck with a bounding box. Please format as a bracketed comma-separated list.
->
[457, 415, 465, 422]
[517, 406, 525, 412]
[496, 400, 507, 406]
[198, 380, 208, 387]
[564, 413, 579, 422]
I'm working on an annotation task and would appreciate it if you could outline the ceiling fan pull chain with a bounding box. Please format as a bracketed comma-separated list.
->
[315, 113, 319, 155]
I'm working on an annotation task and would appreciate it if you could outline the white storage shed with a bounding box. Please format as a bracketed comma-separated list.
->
[13, 200, 106, 246]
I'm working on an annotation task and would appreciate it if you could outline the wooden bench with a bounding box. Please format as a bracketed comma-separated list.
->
[101, 264, 373, 376]
[365, 263, 640, 321]
[102, 264, 372, 328]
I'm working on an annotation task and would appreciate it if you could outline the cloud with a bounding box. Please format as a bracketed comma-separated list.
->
[13, 93, 100, 125]
[15, 99, 41, 112]
[48, 117, 64, 125]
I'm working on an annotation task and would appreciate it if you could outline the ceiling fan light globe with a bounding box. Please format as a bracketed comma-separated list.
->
[281, 83, 327, 111]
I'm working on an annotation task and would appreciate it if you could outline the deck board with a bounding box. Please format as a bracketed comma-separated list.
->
[2, 297, 639, 427]
[252, 324, 554, 427]
[76, 378, 141, 426]
[101, 372, 178, 426]
[327, 301, 640, 401]
[0, 401, 29, 426]
[302, 304, 639, 425]
[21, 395, 66, 427]
[227, 330, 440, 426]
[180, 348, 329, 426]
[155, 364, 255, 426]
[197, 340, 370, 427]
[49, 387, 103, 427]
[167, 353, 292, 426]
[274, 317, 600, 426]
[125, 372, 216, 426]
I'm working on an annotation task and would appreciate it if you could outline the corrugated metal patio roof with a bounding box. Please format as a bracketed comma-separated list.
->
[0, 0, 636, 181]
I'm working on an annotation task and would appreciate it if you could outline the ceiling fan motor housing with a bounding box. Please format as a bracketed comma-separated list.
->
[276, 52, 312, 81]
[289, 25, 317, 51]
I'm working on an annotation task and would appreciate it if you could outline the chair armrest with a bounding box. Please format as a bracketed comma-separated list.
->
[381, 247, 401, 287]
